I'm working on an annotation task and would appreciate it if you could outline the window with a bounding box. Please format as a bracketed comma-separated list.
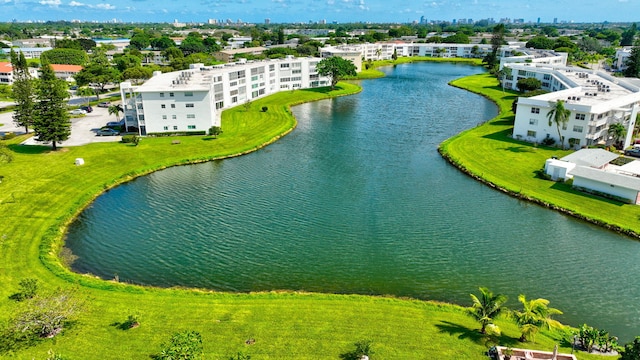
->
[543, 74, 551, 80]
[173, 126, 178, 130]
[527, 130, 536, 137]
[171, 104, 175, 108]
[185, 92, 193, 97]
[280, 63, 290, 68]
[573, 125, 583, 133]
[215, 101, 224, 109]
[529, 119, 538, 125]
[188, 125, 196, 129]
[186, 103, 194, 108]
[169, 92, 174, 97]
[160, 93, 165, 98]
[162, 115, 167, 120]
[172, 115, 177, 119]
[161, 104, 166, 109]
[163, 126, 168, 130]
[531, 107, 540, 114]
[187, 114, 195, 119]
[138, 115, 145, 120]
[575, 114, 585, 120]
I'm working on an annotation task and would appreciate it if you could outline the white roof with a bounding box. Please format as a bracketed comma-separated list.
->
[560, 149, 619, 168]
[618, 160, 640, 176]
[570, 165, 640, 191]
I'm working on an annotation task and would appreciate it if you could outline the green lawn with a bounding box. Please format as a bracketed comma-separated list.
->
[440, 73, 640, 237]
[0, 77, 608, 359]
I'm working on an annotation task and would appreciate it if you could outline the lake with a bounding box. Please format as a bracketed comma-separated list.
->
[65, 62, 640, 341]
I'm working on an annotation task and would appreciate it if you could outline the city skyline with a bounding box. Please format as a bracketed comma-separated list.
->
[3, 0, 640, 24]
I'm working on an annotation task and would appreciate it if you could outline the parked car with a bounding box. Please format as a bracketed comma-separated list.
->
[69, 109, 87, 115]
[80, 105, 93, 113]
[97, 101, 111, 108]
[625, 148, 640, 157]
[96, 128, 120, 136]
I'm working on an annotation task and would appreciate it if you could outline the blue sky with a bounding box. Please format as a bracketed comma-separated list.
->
[3, 0, 639, 24]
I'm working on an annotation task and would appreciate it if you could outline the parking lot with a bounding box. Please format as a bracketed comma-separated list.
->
[0, 103, 122, 147]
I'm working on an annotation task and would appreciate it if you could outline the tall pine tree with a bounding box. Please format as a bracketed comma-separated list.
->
[624, 46, 640, 78]
[10, 49, 35, 133]
[33, 62, 70, 150]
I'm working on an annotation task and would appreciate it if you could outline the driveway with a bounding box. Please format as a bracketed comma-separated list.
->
[0, 104, 123, 147]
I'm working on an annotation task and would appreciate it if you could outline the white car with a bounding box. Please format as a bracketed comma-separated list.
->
[69, 109, 87, 115]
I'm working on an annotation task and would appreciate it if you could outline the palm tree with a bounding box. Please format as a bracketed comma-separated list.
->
[108, 104, 123, 122]
[512, 294, 563, 342]
[76, 86, 95, 105]
[496, 67, 512, 93]
[607, 122, 626, 148]
[547, 100, 572, 149]
[469, 287, 508, 334]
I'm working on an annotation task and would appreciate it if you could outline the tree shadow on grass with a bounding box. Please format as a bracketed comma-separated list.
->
[435, 321, 520, 347]
[109, 321, 137, 331]
[7, 144, 51, 155]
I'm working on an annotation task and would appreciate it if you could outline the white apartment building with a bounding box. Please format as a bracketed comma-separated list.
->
[508, 63, 640, 149]
[120, 56, 330, 136]
[1, 47, 52, 59]
[320, 42, 523, 64]
[319, 46, 363, 71]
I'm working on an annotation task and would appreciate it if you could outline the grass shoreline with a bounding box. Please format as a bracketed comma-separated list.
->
[0, 60, 608, 359]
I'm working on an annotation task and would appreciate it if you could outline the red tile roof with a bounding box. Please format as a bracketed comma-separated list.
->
[49, 64, 83, 72]
[0, 62, 13, 72]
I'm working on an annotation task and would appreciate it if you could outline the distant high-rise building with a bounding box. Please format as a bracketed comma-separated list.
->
[553, 17, 558, 24]
[537, 17, 541, 24]
[420, 15, 426, 24]
[208, 19, 217, 25]
[319, 19, 326, 24]
[265, 18, 270, 24]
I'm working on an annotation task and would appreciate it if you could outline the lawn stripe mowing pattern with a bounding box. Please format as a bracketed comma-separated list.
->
[0, 72, 603, 359]
[440, 73, 640, 238]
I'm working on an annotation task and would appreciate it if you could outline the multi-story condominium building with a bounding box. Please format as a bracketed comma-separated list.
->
[318, 46, 363, 71]
[1, 47, 52, 59]
[213, 47, 268, 63]
[507, 63, 640, 149]
[120, 56, 330, 136]
[320, 42, 525, 64]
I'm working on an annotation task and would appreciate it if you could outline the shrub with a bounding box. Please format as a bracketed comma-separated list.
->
[261, 106, 268, 112]
[121, 134, 139, 145]
[11, 290, 82, 339]
[541, 134, 555, 146]
[208, 126, 223, 138]
[340, 339, 374, 360]
[1, 132, 16, 140]
[155, 330, 203, 360]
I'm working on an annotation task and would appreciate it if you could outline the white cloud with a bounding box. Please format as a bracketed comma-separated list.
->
[94, 3, 115, 9]
[69, 1, 84, 6]
[39, 0, 61, 5]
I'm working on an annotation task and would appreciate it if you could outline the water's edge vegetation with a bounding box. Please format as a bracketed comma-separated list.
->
[0, 58, 610, 359]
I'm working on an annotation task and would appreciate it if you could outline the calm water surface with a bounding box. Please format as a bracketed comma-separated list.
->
[65, 63, 640, 341]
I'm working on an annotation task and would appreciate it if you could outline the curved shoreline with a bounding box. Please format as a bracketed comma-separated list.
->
[0, 62, 606, 359]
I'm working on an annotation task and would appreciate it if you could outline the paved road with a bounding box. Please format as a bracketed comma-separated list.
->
[0, 105, 122, 147]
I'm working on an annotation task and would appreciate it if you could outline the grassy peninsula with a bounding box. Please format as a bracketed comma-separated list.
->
[0, 70, 604, 359]
[440, 73, 640, 238]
